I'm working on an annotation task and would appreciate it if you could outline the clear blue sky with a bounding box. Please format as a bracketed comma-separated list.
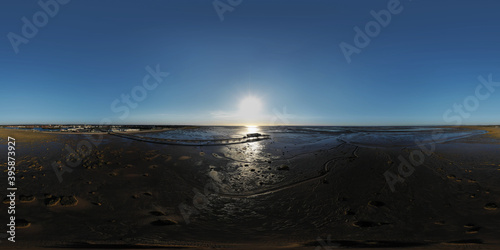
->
[1, 0, 500, 125]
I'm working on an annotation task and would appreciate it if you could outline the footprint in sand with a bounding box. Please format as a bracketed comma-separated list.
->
[44, 196, 61, 206]
[434, 220, 445, 225]
[352, 220, 389, 228]
[277, 165, 289, 171]
[344, 209, 356, 216]
[368, 200, 385, 208]
[464, 224, 481, 234]
[19, 195, 36, 203]
[466, 227, 481, 234]
[60, 196, 78, 206]
[199, 152, 205, 156]
[212, 153, 223, 159]
[353, 220, 378, 228]
[150, 219, 177, 226]
[484, 202, 498, 210]
[149, 211, 166, 216]
[17, 219, 31, 228]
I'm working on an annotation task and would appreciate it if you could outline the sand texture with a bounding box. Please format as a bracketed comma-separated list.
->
[0, 126, 499, 249]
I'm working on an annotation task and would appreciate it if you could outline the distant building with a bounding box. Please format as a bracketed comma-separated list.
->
[124, 128, 140, 132]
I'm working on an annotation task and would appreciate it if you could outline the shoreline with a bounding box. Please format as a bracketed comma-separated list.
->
[2, 125, 499, 138]
[38, 128, 171, 135]
[463, 125, 500, 139]
[0, 127, 198, 135]
[2, 125, 499, 139]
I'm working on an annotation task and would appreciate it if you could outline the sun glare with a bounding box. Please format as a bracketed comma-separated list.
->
[246, 125, 259, 133]
[238, 96, 262, 122]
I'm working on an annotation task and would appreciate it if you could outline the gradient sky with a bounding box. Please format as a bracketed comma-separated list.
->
[1, 0, 500, 125]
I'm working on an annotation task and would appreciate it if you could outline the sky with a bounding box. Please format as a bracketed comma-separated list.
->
[1, 0, 500, 126]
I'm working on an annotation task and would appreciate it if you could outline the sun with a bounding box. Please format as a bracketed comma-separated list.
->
[238, 96, 262, 122]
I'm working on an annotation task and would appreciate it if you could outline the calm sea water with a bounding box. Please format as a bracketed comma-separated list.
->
[139, 126, 486, 147]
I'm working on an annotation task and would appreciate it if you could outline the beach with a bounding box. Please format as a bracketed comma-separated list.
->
[1, 126, 499, 249]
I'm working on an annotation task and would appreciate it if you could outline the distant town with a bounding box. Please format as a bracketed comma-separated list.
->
[0, 125, 193, 133]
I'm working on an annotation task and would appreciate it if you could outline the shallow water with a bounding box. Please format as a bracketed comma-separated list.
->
[139, 126, 485, 148]
[338, 127, 486, 147]
[141, 126, 252, 140]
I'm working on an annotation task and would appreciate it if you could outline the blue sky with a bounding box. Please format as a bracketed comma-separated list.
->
[1, 0, 500, 125]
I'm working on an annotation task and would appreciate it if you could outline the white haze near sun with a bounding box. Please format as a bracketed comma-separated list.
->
[209, 95, 290, 125]
[237, 96, 263, 125]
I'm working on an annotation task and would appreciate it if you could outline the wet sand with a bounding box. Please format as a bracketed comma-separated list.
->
[1, 126, 500, 249]
[468, 126, 500, 139]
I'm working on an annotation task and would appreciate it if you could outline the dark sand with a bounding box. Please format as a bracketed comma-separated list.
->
[1, 126, 500, 249]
